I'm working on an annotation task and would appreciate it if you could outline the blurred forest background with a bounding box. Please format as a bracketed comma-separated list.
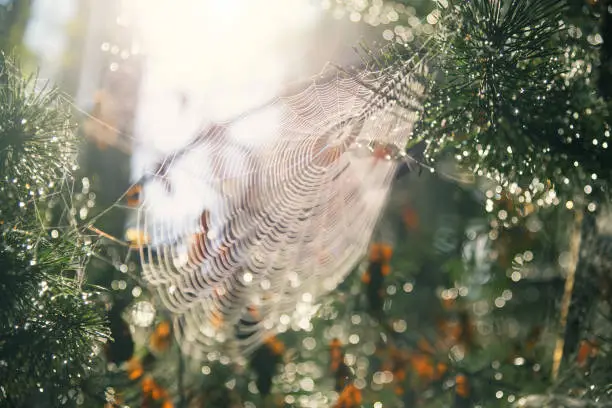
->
[1, 0, 611, 407]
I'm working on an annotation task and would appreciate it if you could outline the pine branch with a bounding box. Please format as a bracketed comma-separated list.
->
[0, 54, 109, 406]
[0, 53, 77, 221]
[411, 0, 611, 201]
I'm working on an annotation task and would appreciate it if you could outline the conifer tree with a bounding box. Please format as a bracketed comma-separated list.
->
[0, 54, 108, 407]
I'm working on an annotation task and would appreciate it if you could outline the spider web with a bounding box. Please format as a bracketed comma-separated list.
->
[134, 59, 426, 357]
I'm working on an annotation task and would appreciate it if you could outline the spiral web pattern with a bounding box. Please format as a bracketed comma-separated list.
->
[135, 60, 426, 357]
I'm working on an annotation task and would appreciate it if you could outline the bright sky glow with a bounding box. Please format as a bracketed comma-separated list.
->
[125, 0, 325, 247]
[126, 0, 323, 185]
[128, 0, 320, 125]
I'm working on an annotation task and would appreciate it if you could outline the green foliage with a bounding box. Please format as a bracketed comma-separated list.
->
[411, 0, 611, 200]
[0, 246, 108, 405]
[0, 54, 109, 407]
[0, 53, 77, 216]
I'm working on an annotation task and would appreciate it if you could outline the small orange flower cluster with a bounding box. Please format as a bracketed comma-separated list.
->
[368, 243, 393, 267]
[126, 358, 173, 408]
[577, 338, 599, 368]
[402, 205, 419, 231]
[377, 340, 447, 398]
[264, 335, 285, 356]
[149, 321, 172, 353]
[334, 384, 363, 408]
[361, 243, 393, 285]
[330, 339, 352, 391]
[127, 358, 144, 381]
[455, 374, 470, 399]
[378, 345, 411, 396]
[142, 376, 173, 408]
[373, 300, 478, 401]
[330, 338, 344, 373]
[330, 339, 362, 408]
[409, 342, 448, 384]
[120, 321, 176, 407]
[384, 349, 470, 403]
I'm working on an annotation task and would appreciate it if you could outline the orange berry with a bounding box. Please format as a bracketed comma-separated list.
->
[127, 358, 143, 380]
[150, 321, 172, 352]
[361, 272, 371, 284]
[577, 340, 598, 366]
[369, 244, 381, 262]
[381, 264, 391, 276]
[380, 244, 393, 261]
[141, 376, 154, 393]
[435, 362, 448, 380]
[455, 374, 469, 397]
